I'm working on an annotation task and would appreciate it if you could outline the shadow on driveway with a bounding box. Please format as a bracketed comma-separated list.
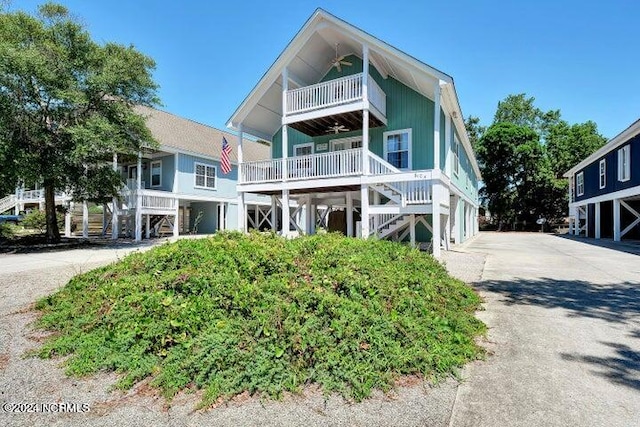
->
[555, 233, 640, 256]
[561, 339, 640, 392]
[476, 277, 640, 324]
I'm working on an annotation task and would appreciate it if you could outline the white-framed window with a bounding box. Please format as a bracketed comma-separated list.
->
[294, 143, 314, 156]
[452, 135, 460, 176]
[151, 160, 162, 187]
[331, 136, 362, 151]
[598, 159, 606, 189]
[383, 129, 412, 170]
[618, 145, 630, 182]
[576, 171, 584, 196]
[194, 162, 216, 190]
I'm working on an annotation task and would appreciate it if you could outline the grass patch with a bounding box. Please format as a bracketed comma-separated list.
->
[34, 232, 485, 404]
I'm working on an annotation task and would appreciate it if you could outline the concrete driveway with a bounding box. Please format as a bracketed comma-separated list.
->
[450, 232, 640, 427]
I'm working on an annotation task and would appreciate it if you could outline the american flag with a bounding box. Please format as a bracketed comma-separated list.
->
[221, 136, 232, 174]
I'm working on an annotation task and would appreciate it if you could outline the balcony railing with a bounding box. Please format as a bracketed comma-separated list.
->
[285, 72, 386, 117]
[124, 188, 177, 211]
[240, 148, 364, 184]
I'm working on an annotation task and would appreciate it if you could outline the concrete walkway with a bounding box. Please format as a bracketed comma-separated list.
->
[450, 232, 640, 427]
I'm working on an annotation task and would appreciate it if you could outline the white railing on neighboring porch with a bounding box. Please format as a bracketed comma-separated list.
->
[241, 159, 283, 183]
[0, 194, 17, 213]
[285, 72, 386, 117]
[123, 189, 177, 211]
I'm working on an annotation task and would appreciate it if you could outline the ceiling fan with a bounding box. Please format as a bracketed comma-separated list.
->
[326, 122, 350, 134]
[330, 43, 352, 72]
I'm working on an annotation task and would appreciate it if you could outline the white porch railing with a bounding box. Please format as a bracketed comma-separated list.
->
[401, 181, 432, 204]
[240, 148, 363, 183]
[285, 72, 386, 117]
[286, 148, 362, 180]
[123, 189, 177, 211]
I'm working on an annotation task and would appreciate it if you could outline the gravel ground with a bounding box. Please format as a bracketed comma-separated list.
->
[0, 240, 487, 427]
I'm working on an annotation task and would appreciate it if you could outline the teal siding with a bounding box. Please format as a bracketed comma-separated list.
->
[451, 127, 478, 202]
[273, 54, 436, 170]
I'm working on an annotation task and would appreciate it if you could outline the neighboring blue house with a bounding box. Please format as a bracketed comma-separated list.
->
[564, 119, 640, 241]
[0, 107, 272, 241]
[227, 9, 481, 257]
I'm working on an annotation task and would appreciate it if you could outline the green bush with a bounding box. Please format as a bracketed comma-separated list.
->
[21, 210, 65, 233]
[0, 222, 17, 239]
[35, 232, 485, 404]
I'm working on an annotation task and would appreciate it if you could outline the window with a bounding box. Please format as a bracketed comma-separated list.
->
[294, 143, 314, 156]
[453, 136, 460, 176]
[598, 159, 606, 189]
[618, 145, 630, 182]
[576, 172, 584, 196]
[194, 162, 216, 189]
[383, 129, 412, 170]
[331, 137, 362, 151]
[151, 160, 162, 187]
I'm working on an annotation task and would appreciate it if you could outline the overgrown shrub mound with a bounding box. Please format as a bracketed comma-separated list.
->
[35, 232, 485, 404]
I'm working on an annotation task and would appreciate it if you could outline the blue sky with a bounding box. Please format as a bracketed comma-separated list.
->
[11, 0, 640, 139]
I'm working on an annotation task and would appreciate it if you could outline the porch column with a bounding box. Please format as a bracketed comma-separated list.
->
[595, 202, 601, 239]
[362, 44, 370, 175]
[444, 114, 452, 176]
[135, 151, 142, 242]
[282, 189, 290, 237]
[585, 204, 589, 238]
[613, 198, 621, 241]
[361, 185, 370, 238]
[102, 203, 108, 236]
[82, 200, 89, 239]
[432, 184, 442, 257]
[444, 209, 451, 249]
[310, 204, 316, 234]
[346, 192, 353, 237]
[173, 201, 179, 237]
[237, 123, 246, 232]
[373, 191, 380, 234]
[64, 201, 72, 237]
[282, 67, 289, 181]
[410, 214, 416, 248]
[433, 81, 442, 171]
[271, 196, 278, 232]
[452, 196, 460, 245]
[305, 197, 312, 235]
[112, 153, 119, 239]
[146, 214, 150, 239]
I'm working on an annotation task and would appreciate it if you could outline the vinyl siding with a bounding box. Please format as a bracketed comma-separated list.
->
[176, 153, 238, 198]
[450, 127, 479, 202]
[574, 132, 640, 202]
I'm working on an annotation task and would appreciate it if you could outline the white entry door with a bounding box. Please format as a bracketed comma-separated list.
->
[332, 137, 362, 151]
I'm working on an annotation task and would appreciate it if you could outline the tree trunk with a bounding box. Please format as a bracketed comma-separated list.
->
[44, 180, 61, 243]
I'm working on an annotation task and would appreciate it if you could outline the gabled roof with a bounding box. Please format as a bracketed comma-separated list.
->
[226, 8, 480, 178]
[137, 106, 270, 163]
[563, 118, 640, 177]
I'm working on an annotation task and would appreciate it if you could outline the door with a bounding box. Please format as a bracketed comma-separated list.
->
[332, 137, 362, 174]
[292, 143, 314, 178]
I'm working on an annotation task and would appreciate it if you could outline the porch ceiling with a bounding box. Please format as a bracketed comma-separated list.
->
[289, 110, 385, 137]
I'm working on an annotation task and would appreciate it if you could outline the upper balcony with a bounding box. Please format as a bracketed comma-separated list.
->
[283, 72, 387, 136]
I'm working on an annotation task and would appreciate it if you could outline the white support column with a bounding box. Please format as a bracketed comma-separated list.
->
[64, 202, 72, 238]
[173, 202, 179, 237]
[613, 199, 621, 241]
[444, 209, 451, 250]
[410, 214, 416, 248]
[360, 185, 370, 238]
[271, 196, 277, 232]
[310, 204, 316, 234]
[112, 153, 119, 240]
[585, 204, 589, 238]
[135, 151, 142, 242]
[145, 214, 150, 239]
[82, 200, 89, 239]
[373, 191, 380, 233]
[433, 81, 442, 171]
[362, 44, 370, 175]
[237, 124, 246, 233]
[444, 114, 452, 177]
[282, 190, 290, 237]
[453, 197, 460, 245]
[305, 197, 312, 235]
[282, 68, 289, 181]
[595, 202, 601, 239]
[432, 184, 441, 257]
[346, 192, 353, 237]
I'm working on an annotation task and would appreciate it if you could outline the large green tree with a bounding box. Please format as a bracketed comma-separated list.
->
[0, 3, 159, 241]
[472, 93, 606, 227]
